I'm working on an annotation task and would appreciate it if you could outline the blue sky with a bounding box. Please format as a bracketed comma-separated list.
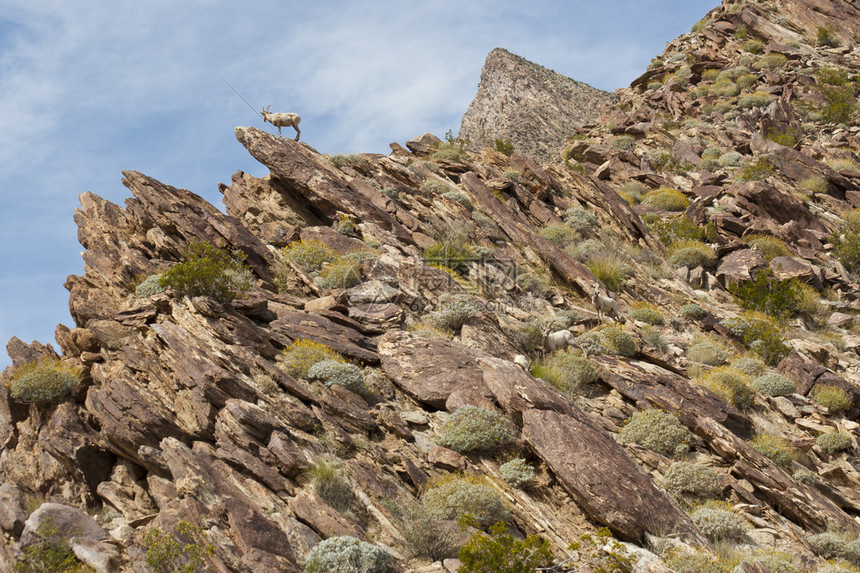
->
[0, 0, 719, 367]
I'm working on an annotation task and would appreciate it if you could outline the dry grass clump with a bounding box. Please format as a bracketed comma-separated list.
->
[812, 385, 853, 415]
[743, 235, 791, 261]
[641, 188, 690, 211]
[699, 366, 754, 410]
[667, 240, 717, 269]
[687, 338, 728, 366]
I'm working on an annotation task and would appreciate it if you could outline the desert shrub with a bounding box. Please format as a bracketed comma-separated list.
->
[422, 474, 508, 529]
[650, 215, 705, 245]
[8, 358, 81, 405]
[833, 232, 860, 274]
[700, 367, 754, 410]
[663, 461, 722, 501]
[494, 139, 514, 156]
[793, 468, 819, 484]
[642, 188, 689, 211]
[731, 356, 767, 377]
[719, 151, 742, 167]
[739, 156, 776, 182]
[691, 506, 746, 542]
[616, 181, 647, 204]
[534, 350, 599, 397]
[422, 179, 455, 195]
[458, 521, 552, 573]
[817, 432, 854, 455]
[641, 326, 667, 352]
[539, 223, 579, 248]
[14, 516, 91, 573]
[425, 294, 477, 331]
[380, 186, 399, 200]
[753, 53, 787, 69]
[573, 331, 606, 357]
[816, 26, 841, 47]
[738, 91, 773, 108]
[599, 326, 637, 357]
[630, 304, 664, 325]
[731, 268, 818, 322]
[135, 273, 165, 297]
[813, 385, 853, 414]
[800, 176, 829, 195]
[712, 78, 740, 97]
[610, 135, 637, 150]
[814, 68, 858, 124]
[437, 406, 516, 453]
[585, 254, 628, 292]
[304, 536, 391, 573]
[679, 303, 707, 320]
[307, 360, 366, 395]
[306, 458, 356, 513]
[647, 80, 664, 91]
[751, 433, 793, 467]
[619, 409, 690, 457]
[499, 458, 535, 488]
[742, 39, 764, 53]
[442, 190, 472, 207]
[329, 154, 370, 169]
[668, 240, 717, 269]
[752, 373, 796, 396]
[736, 72, 758, 89]
[564, 208, 599, 235]
[282, 339, 343, 378]
[423, 238, 475, 271]
[660, 546, 728, 573]
[319, 257, 362, 289]
[159, 241, 252, 302]
[743, 235, 791, 261]
[687, 338, 728, 366]
[144, 522, 215, 573]
[721, 311, 789, 365]
[400, 507, 462, 560]
[808, 532, 852, 561]
[281, 240, 336, 271]
[702, 68, 722, 81]
[510, 320, 544, 354]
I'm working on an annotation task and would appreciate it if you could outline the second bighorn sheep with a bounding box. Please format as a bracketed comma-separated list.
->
[261, 106, 301, 141]
[544, 330, 575, 354]
[592, 281, 621, 322]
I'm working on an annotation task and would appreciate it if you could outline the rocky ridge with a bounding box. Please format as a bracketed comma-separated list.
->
[3, 0, 860, 571]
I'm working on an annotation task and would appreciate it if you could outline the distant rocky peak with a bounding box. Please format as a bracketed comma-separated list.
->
[458, 47, 615, 163]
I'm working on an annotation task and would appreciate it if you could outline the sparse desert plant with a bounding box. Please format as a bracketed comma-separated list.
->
[494, 139, 515, 156]
[641, 188, 690, 211]
[422, 474, 508, 529]
[817, 432, 854, 455]
[423, 238, 475, 271]
[307, 360, 366, 395]
[424, 294, 478, 332]
[319, 257, 362, 289]
[329, 154, 370, 169]
[135, 273, 165, 297]
[159, 240, 252, 302]
[712, 78, 740, 97]
[641, 325, 668, 353]
[702, 68, 722, 81]
[499, 458, 535, 488]
[813, 385, 853, 414]
[753, 53, 787, 69]
[687, 338, 728, 366]
[585, 254, 628, 292]
[619, 409, 690, 457]
[668, 239, 717, 269]
[752, 433, 794, 467]
[719, 151, 743, 167]
[616, 181, 648, 204]
[437, 405, 516, 453]
[532, 350, 598, 397]
[306, 458, 356, 513]
[400, 506, 462, 560]
[14, 516, 93, 573]
[610, 135, 637, 150]
[8, 358, 81, 405]
[564, 208, 599, 235]
[599, 325, 637, 357]
[752, 373, 796, 397]
[730, 269, 815, 322]
[442, 190, 472, 207]
[742, 39, 764, 53]
[144, 520, 215, 573]
[737, 72, 758, 89]
[422, 179, 455, 195]
[738, 91, 774, 108]
[730, 356, 767, 377]
[816, 25, 841, 48]
[743, 235, 791, 261]
[660, 545, 728, 573]
[691, 505, 746, 542]
[458, 521, 553, 573]
[630, 303, 664, 325]
[679, 303, 707, 320]
[800, 176, 830, 195]
[700, 367, 754, 410]
[539, 223, 579, 248]
[303, 536, 392, 573]
[663, 461, 722, 502]
[721, 312, 789, 366]
[280, 239, 337, 272]
[282, 339, 344, 378]
[650, 215, 705, 246]
[808, 532, 852, 562]
[833, 231, 860, 274]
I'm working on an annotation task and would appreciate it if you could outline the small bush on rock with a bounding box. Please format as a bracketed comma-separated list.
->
[752, 373, 795, 397]
[691, 505, 746, 542]
[564, 208, 599, 235]
[307, 360, 366, 395]
[813, 385, 853, 414]
[752, 433, 793, 467]
[719, 151, 743, 167]
[280, 240, 337, 272]
[14, 516, 91, 573]
[306, 458, 356, 513]
[599, 326, 637, 357]
[730, 357, 767, 377]
[437, 406, 516, 453]
[721, 312, 790, 366]
[319, 257, 362, 289]
[144, 520, 215, 573]
[679, 303, 707, 320]
[817, 432, 854, 455]
[424, 294, 477, 332]
[808, 532, 852, 562]
[699, 367, 754, 410]
[160, 241, 252, 302]
[642, 188, 690, 211]
[422, 474, 508, 529]
[630, 304, 664, 325]
[282, 339, 343, 378]
[668, 240, 716, 269]
[499, 458, 535, 488]
[539, 223, 579, 248]
[303, 536, 391, 573]
[687, 339, 728, 366]
[458, 521, 552, 573]
[619, 409, 690, 457]
[534, 350, 598, 397]
[135, 273, 165, 297]
[8, 358, 81, 405]
[663, 461, 722, 502]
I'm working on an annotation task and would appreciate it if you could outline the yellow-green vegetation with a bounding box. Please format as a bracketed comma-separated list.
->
[679, 303, 707, 321]
[585, 254, 628, 292]
[667, 239, 717, 269]
[663, 461, 722, 503]
[421, 474, 508, 529]
[641, 188, 689, 211]
[144, 520, 215, 573]
[159, 240, 252, 302]
[610, 135, 637, 150]
[650, 215, 706, 246]
[743, 235, 791, 261]
[319, 256, 362, 289]
[742, 39, 764, 53]
[730, 356, 767, 377]
[539, 222, 579, 248]
[616, 181, 648, 204]
[531, 350, 598, 398]
[814, 67, 858, 124]
[800, 176, 830, 195]
[812, 384, 853, 415]
[280, 239, 336, 271]
[333, 213, 356, 235]
[282, 339, 343, 378]
[687, 338, 728, 366]
[753, 53, 787, 70]
[329, 154, 371, 169]
[568, 528, 637, 573]
[720, 311, 790, 366]
[629, 303, 664, 325]
[437, 405, 516, 453]
[712, 78, 740, 97]
[598, 325, 637, 357]
[807, 531, 860, 566]
[702, 68, 722, 81]
[303, 536, 392, 573]
[829, 159, 860, 174]
[730, 269, 820, 322]
[306, 458, 356, 513]
[423, 237, 476, 271]
[458, 520, 552, 573]
[751, 433, 794, 468]
[738, 91, 774, 108]
[736, 73, 758, 89]
[424, 293, 478, 332]
[421, 179, 455, 195]
[691, 503, 747, 542]
[564, 207, 599, 235]
[494, 139, 514, 156]
[699, 367, 754, 410]
[765, 125, 799, 147]
[7, 358, 81, 405]
[817, 432, 854, 455]
[431, 131, 469, 162]
[13, 517, 94, 573]
[619, 409, 690, 457]
[816, 25, 841, 48]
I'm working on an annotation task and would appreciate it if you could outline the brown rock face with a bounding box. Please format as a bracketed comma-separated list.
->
[459, 48, 615, 162]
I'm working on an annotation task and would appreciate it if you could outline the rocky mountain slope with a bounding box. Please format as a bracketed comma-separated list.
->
[3, 0, 860, 571]
[459, 48, 615, 163]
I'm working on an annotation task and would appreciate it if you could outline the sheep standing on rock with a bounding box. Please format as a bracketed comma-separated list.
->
[261, 106, 301, 141]
[544, 330, 575, 354]
[592, 281, 621, 322]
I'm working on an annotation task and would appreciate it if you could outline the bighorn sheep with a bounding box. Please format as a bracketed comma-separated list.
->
[513, 354, 531, 370]
[261, 106, 301, 141]
[592, 281, 620, 322]
[544, 330, 575, 354]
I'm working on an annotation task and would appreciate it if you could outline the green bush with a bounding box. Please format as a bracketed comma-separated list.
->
[282, 339, 343, 378]
[135, 273, 165, 297]
[687, 339, 728, 366]
[663, 461, 721, 501]
[668, 240, 717, 269]
[712, 78, 740, 97]
[702, 68, 722, 81]
[630, 304, 664, 325]
[660, 546, 728, 573]
[679, 303, 707, 320]
[751, 433, 793, 467]
[458, 521, 552, 573]
[817, 432, 854, 455]
[742, 39, 764, 53]
[280, 240, 337, 272]
[539, 223, 579, 248]
[303, 536, 391, 573]
[422, 474, 508, 529]
[616, 181, 647, 204]
[564, 208, 599, 235]
[437, 406, 516, 453]
[699, 367, 754, 410]
[800, 176, 829, 194]
[442, 190, 472, 207]
[422, 179, 455, 196]
[532, 350, 598, 397]
[144, 520, 215, 573]
[813, 385, 853, 414]
[610, 135, 637, 150]
[650, 215, 706, 246]
[306, 459, 356, 513]
[816, 26, 841, 48]
[641, 188, 689, 211]
[738, 91, 773, 108]
[752, 54, 787, 70]
[423, 239, 475, 271]
[751, 373, 795, 397]
[720, 311, 790, 365]
[738, 156, 776, 182]
[307, 360, 366, 395]
[619, 409, 690, 457]
[808, 532, 853, 562]
[585, 254, 628, 292]
[719, 151, 742, 167]
[329, 154, 370, 169]
[691, 506, 746, 542]
[14, 516, 91, 573]
[599, 326, 637, 357]
[8, 358, 81, 405]
[743, 235, 791, 261]
[159, 241, 252, 302]
[319, 257, 362, 289]
[499, 458, 535, 488]
[730, 357, 767, 377]
[425, 294, 478, 331]
[737, 73, 758, 89]
[731, 269, 819, 322]
[494, 139, 514, 156]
